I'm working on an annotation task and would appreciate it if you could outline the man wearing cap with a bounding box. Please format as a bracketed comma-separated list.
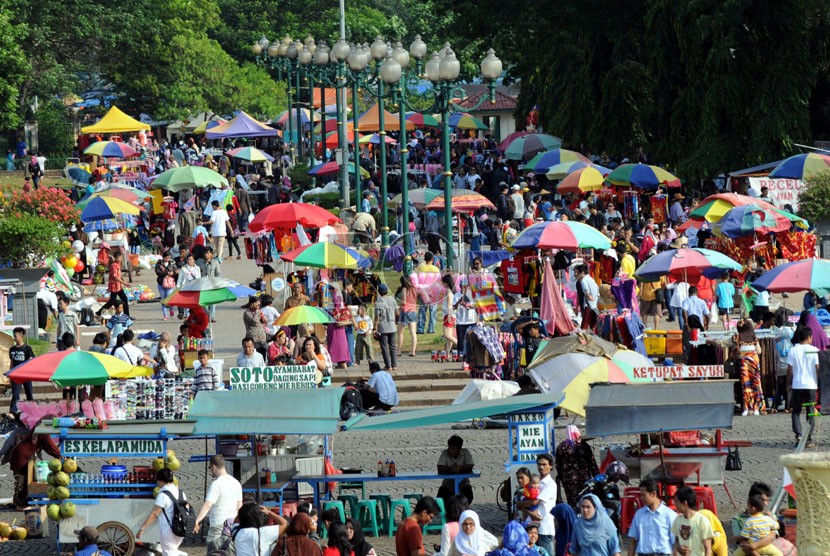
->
[352, 208, 377, 242]
[510, 184, 525, 224]
[75, 526, 113, 556]
[669, 193, 686, 225]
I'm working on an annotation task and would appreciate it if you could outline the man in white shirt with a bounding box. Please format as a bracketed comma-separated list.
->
[510, 185, 525, 222]
[787, 327, 819, 446]
[112, 329, 151, 366]
[576, 264, 599, 331]
[681, 286, 710, 330]
[193, 454, 243, 551]
[466, 168, 481, 190]
[236, 337, 266, 368]
[518, 454, 557, 555]
[207, 200, 230, 260]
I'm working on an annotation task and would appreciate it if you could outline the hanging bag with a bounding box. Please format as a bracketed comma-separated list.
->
[725, 446, 742, 471]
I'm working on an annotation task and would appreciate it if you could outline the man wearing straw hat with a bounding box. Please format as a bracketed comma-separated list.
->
[669, 193, 686, 226]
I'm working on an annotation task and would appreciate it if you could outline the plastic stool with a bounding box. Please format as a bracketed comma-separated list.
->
[356, 498, 381, 537]
[423, 497, 446, 534]
[339, 480, 367, 499]
[369, 493, 392, 529]
[339, 494, 360, 518]
[323, 500, 347, 523]
[281, 501, 299, 518]
[693, 486, 717, 514]
[403, 492, 423, 506]
[619, 494, 642, 536]
[386, 499, 413, 536]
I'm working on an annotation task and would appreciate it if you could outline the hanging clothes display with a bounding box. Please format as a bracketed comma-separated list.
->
[611, 278, 640, 314]
[467, 272, 501, 321]
[595, 310, 647, 357]
[465, 324, 505, 379]
[623, 191, 639, 220]
[650, 195, 667, 224]
[501, 259, 525, 294]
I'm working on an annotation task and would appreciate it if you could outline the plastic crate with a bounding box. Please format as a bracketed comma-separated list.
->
[666, 330, 683, 354]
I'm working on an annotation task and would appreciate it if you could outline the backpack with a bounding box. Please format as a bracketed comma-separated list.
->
[163, 489, 195, 537]
[340, 383, 364, 421]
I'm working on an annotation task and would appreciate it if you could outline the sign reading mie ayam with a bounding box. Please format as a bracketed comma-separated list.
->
[230, 364, 317, 390]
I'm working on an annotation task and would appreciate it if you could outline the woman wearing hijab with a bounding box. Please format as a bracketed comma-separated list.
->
[327, 287, 351, 368]
[345, 518, 376, 556]
[273, 513, 322, 556]
[323, 522, 354, 556]
[570, 494, 620, 556]
[447, 510, 499, 556]
[486, 521, 536, 556]
[797, 311, 829, 351]
[551, 503, 577, 556]
[434, 494, 469, 556]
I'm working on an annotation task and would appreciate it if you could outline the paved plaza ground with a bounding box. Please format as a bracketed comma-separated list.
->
[0, 255, 820, 554]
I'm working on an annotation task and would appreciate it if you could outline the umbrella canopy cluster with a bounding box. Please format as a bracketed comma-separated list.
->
[151, 166, 228, 192]
[512, 221, 611, 251]
[8, 351, 153, 387]
[682, 193, 808, 237]
[249, 202, 340, 233]
[634, 247, 743, 282]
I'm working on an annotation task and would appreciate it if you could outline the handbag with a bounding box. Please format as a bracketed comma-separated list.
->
[725, 446, 742, 471]
[162, 274, 176, 289]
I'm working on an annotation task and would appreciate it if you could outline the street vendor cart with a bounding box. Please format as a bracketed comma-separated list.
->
[30, 419, 196, 556]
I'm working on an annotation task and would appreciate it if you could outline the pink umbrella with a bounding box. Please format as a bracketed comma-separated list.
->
[540, 259, 576, 336]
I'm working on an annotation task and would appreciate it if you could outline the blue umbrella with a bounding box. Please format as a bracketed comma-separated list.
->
[65, 167, 92, 187]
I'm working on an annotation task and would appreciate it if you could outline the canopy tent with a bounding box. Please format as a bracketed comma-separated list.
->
[206, 110, 278, 139]
[342, 392, 563, 431]
[189, 389, 344, 435]
[81, 106, 151, 134]
[357, 103, 415, 132]
[584, 381, 735, 437]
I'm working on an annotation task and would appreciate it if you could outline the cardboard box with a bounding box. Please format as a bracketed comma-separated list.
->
[665, 330, 683, 355]
[24, 506, 49, 538]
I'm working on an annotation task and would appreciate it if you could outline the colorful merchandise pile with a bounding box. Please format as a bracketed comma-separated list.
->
[107, 377, 193, 420]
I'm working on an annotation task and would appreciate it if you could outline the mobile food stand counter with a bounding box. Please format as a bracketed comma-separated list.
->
[584, 380, 737, 534]
[30, 419, 196, 556]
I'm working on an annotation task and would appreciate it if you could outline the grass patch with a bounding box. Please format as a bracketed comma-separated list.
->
[30, 338, 51, 356]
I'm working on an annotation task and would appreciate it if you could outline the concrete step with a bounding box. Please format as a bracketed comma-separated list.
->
[394, 378, 469, 393]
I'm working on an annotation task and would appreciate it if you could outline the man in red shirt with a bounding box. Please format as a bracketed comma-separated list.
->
[395, 496, 440, 556]
[97, 251, 130, 317]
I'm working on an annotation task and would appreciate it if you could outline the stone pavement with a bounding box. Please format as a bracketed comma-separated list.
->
[0, 255, 818, 554]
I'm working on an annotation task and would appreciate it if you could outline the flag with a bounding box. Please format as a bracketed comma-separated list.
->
[783, 467, 796, 499]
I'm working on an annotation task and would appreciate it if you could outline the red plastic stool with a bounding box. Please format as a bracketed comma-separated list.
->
[282, 501, 299, 518]
[693, 486, 717, 514]
[619, 493, 643, 536]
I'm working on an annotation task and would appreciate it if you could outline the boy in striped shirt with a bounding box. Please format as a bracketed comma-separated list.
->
[734, 494, 781, 556]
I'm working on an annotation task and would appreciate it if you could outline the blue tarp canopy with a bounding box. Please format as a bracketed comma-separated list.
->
[190, 388, 344, 435]
[342, 392, 562, 431]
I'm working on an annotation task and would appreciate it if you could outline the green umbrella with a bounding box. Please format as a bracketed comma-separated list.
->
[151, 166, 229, 192]
[276, 306, 333, 326]
[389, 189, 443, 208]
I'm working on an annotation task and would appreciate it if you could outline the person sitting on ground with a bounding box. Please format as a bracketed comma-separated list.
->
[359, 362, 399, 411]
[733, 494, 781, 556]
[185, 305, 209, 338]
[296, 337, 331, 379]
[111, 329, 153, 366]
[524, 523, 550, 556]
[436, 435, 475, 504]
[74, 526, 113, 556]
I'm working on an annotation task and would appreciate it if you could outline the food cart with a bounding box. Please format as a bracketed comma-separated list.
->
[584, 381, 737, 532]
[30, 419, 196, 556]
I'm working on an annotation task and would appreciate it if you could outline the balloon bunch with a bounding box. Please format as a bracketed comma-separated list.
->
[58, 239, 86, 277]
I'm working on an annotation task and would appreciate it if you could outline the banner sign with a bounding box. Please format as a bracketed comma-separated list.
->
[632, 365, 725, 380]
[62, 438, 166, 457]
[229, 365, 317, 390]
[747, 177, 805, 211]
[509, 410, 554, 463]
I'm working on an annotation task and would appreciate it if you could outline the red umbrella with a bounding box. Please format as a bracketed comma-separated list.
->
[424, 190, 495, 213]
[249, 202, 340, 232]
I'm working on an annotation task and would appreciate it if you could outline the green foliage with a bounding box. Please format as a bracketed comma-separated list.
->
[303, 192, 342, 209]
[287, 163, 312, 190]
[0, 213, 64, 266]
[0, 8, 28, 129]
[798, 172, 830, 222]
[37, 99, 75, 157]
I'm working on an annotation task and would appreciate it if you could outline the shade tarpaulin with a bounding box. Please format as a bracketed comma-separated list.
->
[190, 388, 343, 435]
[81, 106, 151, 134]
[357, 102, 415, 132]
[342, 392, 562, 431]
[584, 381, 735, 437]
[206, 110, 278, 138]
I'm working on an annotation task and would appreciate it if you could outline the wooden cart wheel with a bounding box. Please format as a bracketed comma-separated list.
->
[97, 520, 136, 556]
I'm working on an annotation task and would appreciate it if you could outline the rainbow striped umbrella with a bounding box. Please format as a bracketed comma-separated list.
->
[634, 248, 742, 282]
[503, 134, 563, 161]
[358, 133, 396, 145]
[556, 166, 607, 194]
[389, 189, 443, 208]
[447, 112, 488, 130]
[281, 242, 371, 269]
[164, 277, 256, 309]
[83, 141, 140, 158]
[193, 118, 227, 135]
[80, 196, 142, 222]
[77, 185, 151, 209]
[405, 113, 440, 128]
[753, 259, 830, 296]
[227, 146, 275, 163]
[512, 221, 611, 251]
[424, 190, 495, 212]
[712, 204, 793, 238]
[606, 163, 681, 190]
[545, 161, 612, 180]
[7, 351, 153, 387]
[307, 161, 370, 178]
[276, 305, 333, 326]
[273, 108, 320, 125]
[523, 149, 589, 173]
[769, 153, 830, 180]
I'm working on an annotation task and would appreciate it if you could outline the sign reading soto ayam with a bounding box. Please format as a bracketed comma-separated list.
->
[633, 365, 724, 380]
[62, 439, 166, 457]
[229, 364, 317, 390]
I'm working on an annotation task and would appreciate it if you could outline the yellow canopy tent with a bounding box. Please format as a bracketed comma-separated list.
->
[81, 106, 150, 134]
[357, 103, 414, 132]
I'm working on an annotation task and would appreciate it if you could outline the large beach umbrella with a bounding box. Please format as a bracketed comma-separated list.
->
[634, 248, 742, 282]
[281, 243, 371, 269]
[65, 167, 93, 187]
[307, 161, 370, 178]
[544, 161, 612, 180]
[358, 133, 396, 145]
[503, 135, 565, 161]
[511, 221, 611, 251]
[405, 113, 440, 128]
[768, 153, 830, 180]
[556, 166, 607, 194]
[76, 184, 151, 209]
[752, 259, 830, 296]
[83, 141, 140, 158]
[151, 166, 228, 192]
[227, 146, 275, 163]
[7, 351, 153, 387]
[447, 112, 488, 131]
[249, 202, 340, 232]
[164, 277, 256, 308]
[192, 118, 227, 135]
[712, 204, 793, 238]
[273, 108, 320, 126]
[524, 149, 590, 173]
[606, 163, 681, 190]
[389, 189, 443, 208]
[424, 190, 496, 212]
[276, 305, 333, 326]
[80, 196, 141, 222]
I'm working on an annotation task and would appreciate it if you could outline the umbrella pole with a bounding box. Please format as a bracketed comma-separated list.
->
[254, 434, 262, 503]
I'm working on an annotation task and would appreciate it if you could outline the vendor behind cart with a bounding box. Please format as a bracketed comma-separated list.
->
[0, 413, 61, 509]
[75, 526, 113, 556]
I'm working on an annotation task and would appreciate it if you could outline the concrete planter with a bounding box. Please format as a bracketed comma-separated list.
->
[780, 452, 830, 555]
